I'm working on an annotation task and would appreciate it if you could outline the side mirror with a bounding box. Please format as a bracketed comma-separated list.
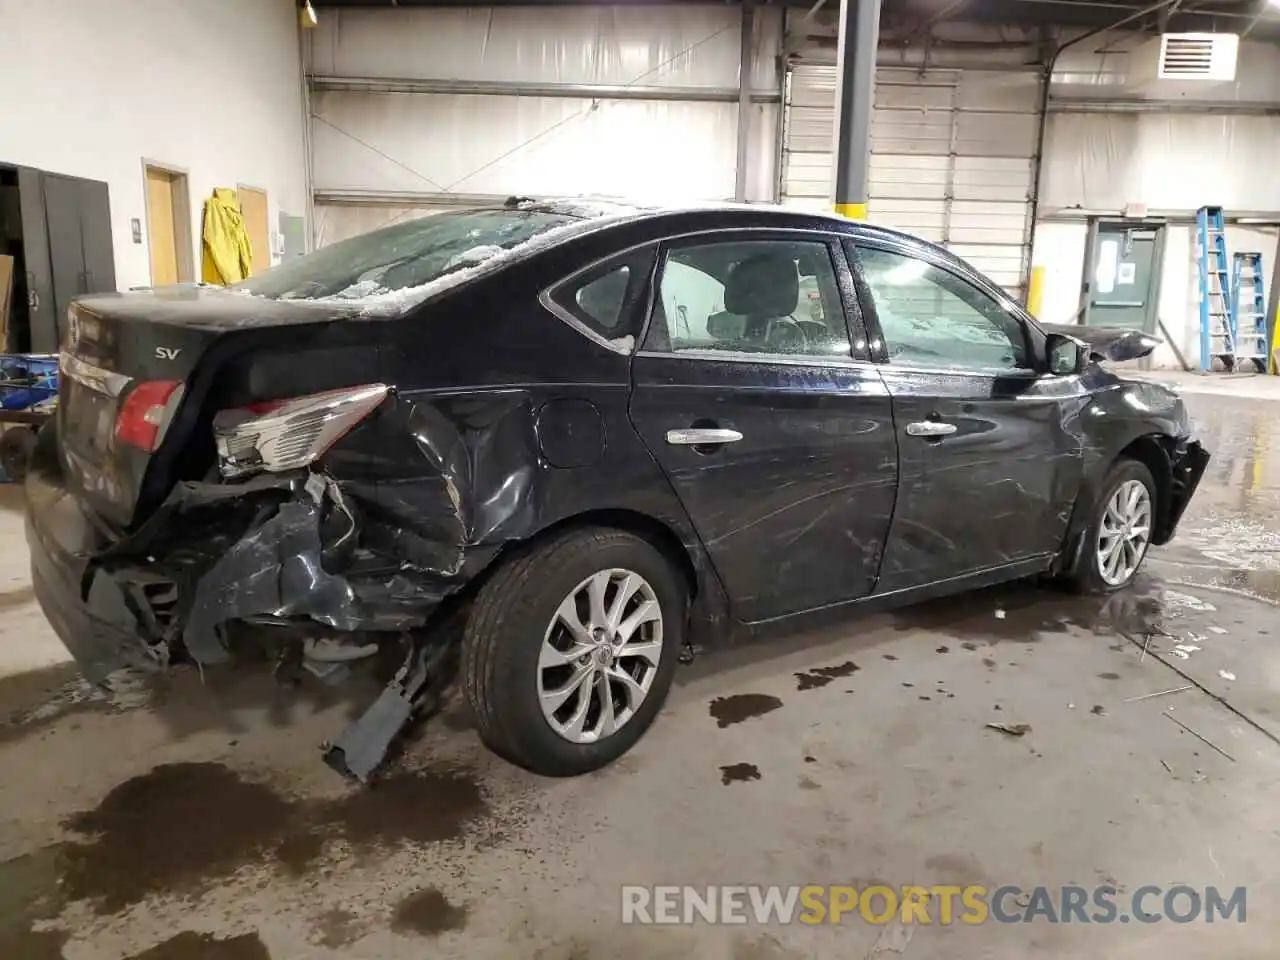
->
[1046, 333, 1087, 376]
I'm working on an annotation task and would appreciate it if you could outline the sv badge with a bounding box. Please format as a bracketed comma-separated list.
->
[154, 346, 182, 360]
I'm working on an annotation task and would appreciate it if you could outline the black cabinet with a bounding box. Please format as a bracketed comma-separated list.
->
[0, 164, 116, 352]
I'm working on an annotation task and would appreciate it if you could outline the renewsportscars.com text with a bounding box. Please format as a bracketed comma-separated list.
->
[621, 884, 1246, 926]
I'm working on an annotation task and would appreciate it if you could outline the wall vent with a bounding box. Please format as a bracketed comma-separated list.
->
[1154, 33, 1238, 81]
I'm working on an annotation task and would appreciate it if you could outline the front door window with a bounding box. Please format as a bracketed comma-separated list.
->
[857, 246, 1031, 372]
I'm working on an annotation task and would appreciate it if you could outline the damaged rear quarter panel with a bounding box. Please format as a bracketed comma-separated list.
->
[336, 252, 727, 622]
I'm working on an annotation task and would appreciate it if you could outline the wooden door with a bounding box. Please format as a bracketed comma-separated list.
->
[145, 167, 180, 286]
[238, 186, 270, 276]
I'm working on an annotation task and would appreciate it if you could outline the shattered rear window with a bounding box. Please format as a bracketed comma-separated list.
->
[235, 210, 577, 301]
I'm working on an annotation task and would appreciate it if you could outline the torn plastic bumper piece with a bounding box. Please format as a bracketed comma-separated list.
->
[324, 632, 455, 783]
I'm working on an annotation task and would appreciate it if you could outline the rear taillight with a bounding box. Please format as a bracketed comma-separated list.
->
[213, 383, 389, 478]
[115, 380, 185, 451]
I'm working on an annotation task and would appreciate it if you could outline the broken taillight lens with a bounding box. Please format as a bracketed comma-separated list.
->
[213, 383, 389, 478]
[115, 380, 185, 452]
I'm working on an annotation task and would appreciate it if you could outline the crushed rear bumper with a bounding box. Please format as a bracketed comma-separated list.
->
[25, 431, 467, 683]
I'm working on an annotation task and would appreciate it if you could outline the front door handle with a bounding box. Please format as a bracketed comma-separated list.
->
[905, 420, 957, 438]
[666, 428, 743, 446]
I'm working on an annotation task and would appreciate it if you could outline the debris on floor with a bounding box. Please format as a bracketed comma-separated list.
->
[1124, 685, 1193, 702]
[985, 722, 1031, 737]
[1162, 590, 1217, 613]
[1165, 713, 1236, 762]
[1218, 670, 1237, 681]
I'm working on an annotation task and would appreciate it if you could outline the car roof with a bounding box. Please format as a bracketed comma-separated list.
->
[516, 197, 970, 266]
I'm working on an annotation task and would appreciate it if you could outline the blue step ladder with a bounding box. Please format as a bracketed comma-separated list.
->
[1231, 251, 1269, 373]
[1196, 206, 1236, 371]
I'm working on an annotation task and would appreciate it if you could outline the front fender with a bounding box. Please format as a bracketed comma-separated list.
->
[1053, 375, 1199, 571]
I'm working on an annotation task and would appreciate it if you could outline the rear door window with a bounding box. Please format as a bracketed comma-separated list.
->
[645, 238, 852, 359]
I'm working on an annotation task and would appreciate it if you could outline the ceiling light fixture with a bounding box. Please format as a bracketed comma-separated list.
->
[301, 0, 318, 27]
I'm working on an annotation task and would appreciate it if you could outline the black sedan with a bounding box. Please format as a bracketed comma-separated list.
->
[26, 199, 1208, 780]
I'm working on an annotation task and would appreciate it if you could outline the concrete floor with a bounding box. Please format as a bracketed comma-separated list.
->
[2, 389, 1279, 960]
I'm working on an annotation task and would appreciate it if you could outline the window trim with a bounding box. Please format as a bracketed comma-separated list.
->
[846, 236, 1046, 378]
[640, 230, 869, 365]
[540, 244, 657, 355]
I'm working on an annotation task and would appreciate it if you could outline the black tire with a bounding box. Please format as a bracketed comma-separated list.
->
[1063, 458, 1157, 594]
[0, 427, 37, 484]
[462, 527, 685, 776]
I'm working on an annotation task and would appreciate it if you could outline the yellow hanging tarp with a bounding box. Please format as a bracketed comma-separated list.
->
[201, 188, 253, 285]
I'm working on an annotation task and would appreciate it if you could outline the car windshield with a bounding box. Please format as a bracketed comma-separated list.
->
[235, 209, 577, 301]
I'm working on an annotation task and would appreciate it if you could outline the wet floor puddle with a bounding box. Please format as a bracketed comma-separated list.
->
[390, 887, 470, 937]
[793, 661, 859, 691]
[709, 693, 783, 728]
[125, 932, 270, 960]
[0, 760, 491, 949]
[719, 762, 762, 785]
[886, 574, 1191, 646]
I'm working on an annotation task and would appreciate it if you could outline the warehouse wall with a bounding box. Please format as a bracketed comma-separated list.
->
[1033, 38, 1280, 369]
[0, 0, 308, 291]
[308, 5, 783, 244]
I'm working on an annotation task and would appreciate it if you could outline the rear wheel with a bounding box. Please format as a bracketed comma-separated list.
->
[462, 528, 683, 776]
[1064, 458, 1157, 593]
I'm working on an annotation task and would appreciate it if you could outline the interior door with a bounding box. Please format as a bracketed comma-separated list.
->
[1084, 221, 1162, 333]
[238, 186, 270, 276]
[627, 233, 898, 623]
[145, 167, 180, 286]
[851, 239, 1080, 592]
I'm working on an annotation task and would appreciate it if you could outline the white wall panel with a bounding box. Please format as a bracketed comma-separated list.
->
[1041, 112, 1280, 214]
[1054, 38, 1280, 104]
[311, 6, 781, 91]
[308, 5, 782, 236]
[313, 89, 738, 201]
[0, 0, 307, 291]
[315, 203, 450, 248]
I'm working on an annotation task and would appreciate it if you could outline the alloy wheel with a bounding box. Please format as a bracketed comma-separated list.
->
[537, 568, 664, 744]
[1096, 479, 1152, 587]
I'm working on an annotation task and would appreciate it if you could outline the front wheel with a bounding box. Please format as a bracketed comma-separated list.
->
[1064, 458, 1157, 593]
[462, 528, 684, 776]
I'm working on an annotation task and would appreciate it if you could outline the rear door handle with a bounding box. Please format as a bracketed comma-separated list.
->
[905, 421, 957, 438]
[666, 428, 743, 446]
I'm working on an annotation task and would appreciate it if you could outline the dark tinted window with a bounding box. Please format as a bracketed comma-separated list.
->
[548, 249, 654, 348]
[237, 209, 576, 300]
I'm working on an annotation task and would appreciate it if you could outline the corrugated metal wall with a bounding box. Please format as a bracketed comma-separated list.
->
[781, 64, 1041, 296]
[307, 6, 782, 246]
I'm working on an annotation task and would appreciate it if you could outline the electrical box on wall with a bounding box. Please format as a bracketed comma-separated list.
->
[1130, 33, 1239, 87]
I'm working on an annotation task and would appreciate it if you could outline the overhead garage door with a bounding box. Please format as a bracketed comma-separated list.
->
[781, 63, 1041, 297]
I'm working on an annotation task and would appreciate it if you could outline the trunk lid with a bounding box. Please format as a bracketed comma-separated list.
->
[59, 285, 362, 530]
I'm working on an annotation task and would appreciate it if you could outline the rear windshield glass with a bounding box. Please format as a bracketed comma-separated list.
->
[236, 209, 576, 301]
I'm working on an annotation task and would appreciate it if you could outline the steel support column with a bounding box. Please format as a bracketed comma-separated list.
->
[832, 0, 882, 219]
[735, 1, 756, 201]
